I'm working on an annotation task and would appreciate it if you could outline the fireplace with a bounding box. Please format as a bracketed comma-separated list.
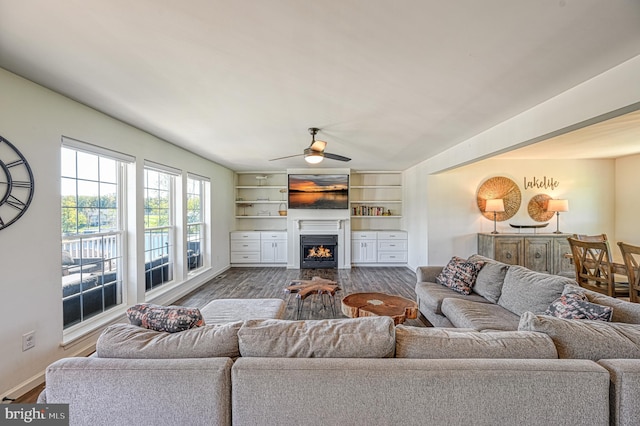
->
[300, 235, 338, 269]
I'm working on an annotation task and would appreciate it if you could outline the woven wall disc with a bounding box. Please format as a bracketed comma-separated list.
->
[476, 176, 521, 221]
[527, 194, 555, 222]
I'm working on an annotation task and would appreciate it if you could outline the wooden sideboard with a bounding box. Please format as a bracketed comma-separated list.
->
[477, 233, 574, 277]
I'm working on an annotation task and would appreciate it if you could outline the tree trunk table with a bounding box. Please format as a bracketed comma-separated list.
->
[341, 292, 418, 325]
[285, 277, 340, 319]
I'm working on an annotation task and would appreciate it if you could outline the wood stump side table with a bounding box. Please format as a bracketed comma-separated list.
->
[284, 277, 340, 319]
[341, 292, 418, 325]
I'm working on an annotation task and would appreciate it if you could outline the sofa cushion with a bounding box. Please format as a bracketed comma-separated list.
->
[96, 322, 242, 358]
[200, 298, 286, 324]
[497, 265, 573, 316]
[415, 282, 491, 315]
[441, 298, 521, 331]
[436, 256, 485, 295]
[544, 292, 613, 322]
[238, 317, 395, 358]
[126, 303, 204, 333]
[395, 326, 558, 359]
[467, 254, 509, 304]
[518, 311, 640, 360]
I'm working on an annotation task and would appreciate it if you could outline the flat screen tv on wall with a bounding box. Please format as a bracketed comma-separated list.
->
[288, 174, 349, 209]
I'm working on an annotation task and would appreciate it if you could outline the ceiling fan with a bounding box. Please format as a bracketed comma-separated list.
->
[269, 128, 351, 164]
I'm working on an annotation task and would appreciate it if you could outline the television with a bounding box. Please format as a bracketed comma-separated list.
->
[288, 174, 349, 209]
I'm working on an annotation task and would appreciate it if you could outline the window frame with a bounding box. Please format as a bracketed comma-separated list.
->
[186, 173, 209, 274]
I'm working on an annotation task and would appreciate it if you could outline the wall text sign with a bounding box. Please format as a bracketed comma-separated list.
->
[523, 176, 559, 190]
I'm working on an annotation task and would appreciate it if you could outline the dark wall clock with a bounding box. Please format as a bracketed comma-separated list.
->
[0, 135, 35, 230]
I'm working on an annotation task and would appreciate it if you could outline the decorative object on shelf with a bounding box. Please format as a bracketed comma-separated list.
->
[255, 175, 268, 186]
[527, 194, 555, 222]
[476, 176, 521, 221]
[509, 223, 549, 234]
[269, 127, 351, 164]
[0, 135, 35, 230]
[278, 203, 287, 216]
[547, 199, 569, 234]
[238, 203, 253, 216]
[257, 210, 271, 216]
[484, 199, 505, 234]
[279, 188, 287, 201]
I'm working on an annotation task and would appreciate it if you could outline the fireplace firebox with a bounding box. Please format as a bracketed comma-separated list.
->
[300, 235, 338, 269]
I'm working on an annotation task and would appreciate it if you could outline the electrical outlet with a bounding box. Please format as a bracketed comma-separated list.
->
[22, 331, 35, 351]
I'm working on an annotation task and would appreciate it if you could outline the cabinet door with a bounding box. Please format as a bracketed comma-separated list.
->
[524, 238, 552, 273]
[261, 241, 275, 263]
[494, 238, 523, 266]
[273, 241, 287, 263]
[553, 238, 574, 277]
[352, 240, 376, 263]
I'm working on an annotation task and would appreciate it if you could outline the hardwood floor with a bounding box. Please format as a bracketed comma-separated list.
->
[176, 266, 427, 327]
[13, 266, 424, 403]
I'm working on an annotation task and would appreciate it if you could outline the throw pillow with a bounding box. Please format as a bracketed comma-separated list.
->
[544, 293, 613, 322]
[435, 256, 485, 295]
[518, 311, 640, 360]
[126, 303, 204, 333]
[467, 254, 509, 303]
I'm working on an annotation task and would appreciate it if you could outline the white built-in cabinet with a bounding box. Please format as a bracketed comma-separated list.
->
[234, 171, 288, 224]
[349, 171, 403, 231]
[352, 230, 407, 264]
[230, 231, 287, 265]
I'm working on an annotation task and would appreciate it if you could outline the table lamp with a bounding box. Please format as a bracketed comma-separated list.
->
[547, 199, 569, 234]
[485, 199, 505, 234]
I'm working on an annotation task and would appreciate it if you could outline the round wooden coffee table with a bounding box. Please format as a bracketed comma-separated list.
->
[341, 292, 418, 325]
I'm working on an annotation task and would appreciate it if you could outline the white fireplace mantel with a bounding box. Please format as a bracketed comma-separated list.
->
[288, 217, 351, 269]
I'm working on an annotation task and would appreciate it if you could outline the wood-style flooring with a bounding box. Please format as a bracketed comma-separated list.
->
[176, 266, 427, 327]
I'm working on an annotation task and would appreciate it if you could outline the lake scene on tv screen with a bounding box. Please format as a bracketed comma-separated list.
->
[288, 174, 349, 209]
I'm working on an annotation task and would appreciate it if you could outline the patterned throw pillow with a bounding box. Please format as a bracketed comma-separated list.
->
[435, 256, 485, 295]
[544, 292, 613, 322]
[127, 303, 205, 333]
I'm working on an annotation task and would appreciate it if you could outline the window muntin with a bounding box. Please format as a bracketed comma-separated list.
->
[61, 146, 125, 329]
[144, 168, 174, 290]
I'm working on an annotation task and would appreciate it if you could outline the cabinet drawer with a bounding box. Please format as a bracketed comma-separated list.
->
[377, 231, 407, 240]
[231, 252, 261, 263]
[261, 232, 286, 240]
[378, 252, 408, 263]
[378, 240, 408, 251]
[352, 232, 377, 240]
[231, 231, 261, 241]
[231, 241, 260, 252]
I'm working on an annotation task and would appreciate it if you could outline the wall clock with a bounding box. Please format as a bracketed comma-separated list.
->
[0, 135, 34, 230]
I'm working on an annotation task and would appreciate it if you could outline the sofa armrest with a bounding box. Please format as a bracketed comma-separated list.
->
[415, 266, 443, 283]
[598, 359, 640, 426]
[42, 357, 232, 426]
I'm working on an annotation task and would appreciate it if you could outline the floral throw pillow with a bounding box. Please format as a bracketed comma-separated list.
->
[435, 256, 485, 295]
[127, 303, 205, 333]
[544, 292, 613, 322]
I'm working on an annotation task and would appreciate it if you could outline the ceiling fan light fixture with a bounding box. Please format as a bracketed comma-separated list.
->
[304, 152, 324, 164]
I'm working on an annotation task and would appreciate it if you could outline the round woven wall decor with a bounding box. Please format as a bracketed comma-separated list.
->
[527, 194, 555, 222]
[476, 176, 521, 221]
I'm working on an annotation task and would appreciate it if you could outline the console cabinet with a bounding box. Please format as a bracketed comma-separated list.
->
[477, 233, 573, 276]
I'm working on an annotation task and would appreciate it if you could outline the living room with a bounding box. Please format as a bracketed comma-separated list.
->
[1, 1, 640, 415]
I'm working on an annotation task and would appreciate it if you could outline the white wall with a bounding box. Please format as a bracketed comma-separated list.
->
[0, 68, 234, 399]
[405, 55, 640, 270]
[615, 153, 640, 246]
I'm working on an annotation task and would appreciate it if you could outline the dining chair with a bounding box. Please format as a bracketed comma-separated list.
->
[572, 233, 608, 242]
[617, 242, 640, 303]
[567, 237, 629, 298]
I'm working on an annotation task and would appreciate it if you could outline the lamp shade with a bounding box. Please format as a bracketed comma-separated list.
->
[547, 199, 569, 212]
[485, 199, 505, 213]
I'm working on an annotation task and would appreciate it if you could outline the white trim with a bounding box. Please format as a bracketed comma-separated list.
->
[187, 172, 210, 182]
[144, 159, 181, 176]
[61, 136, 135, 163]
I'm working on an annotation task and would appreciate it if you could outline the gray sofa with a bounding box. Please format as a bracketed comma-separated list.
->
[39, 312, 640, 426]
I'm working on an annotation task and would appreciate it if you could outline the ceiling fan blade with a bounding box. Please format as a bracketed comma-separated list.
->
[269, 153, 304, 161]
[309, 140, 327, 152]
[323, 152, 351, 162]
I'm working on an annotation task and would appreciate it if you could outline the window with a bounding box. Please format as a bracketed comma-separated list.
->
[144, 165, 177, 291]
[186, 175, 208, 273]
[61, 140, 131, 329]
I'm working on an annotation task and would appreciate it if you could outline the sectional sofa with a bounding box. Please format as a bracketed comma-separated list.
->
[37, 255, 640, 425]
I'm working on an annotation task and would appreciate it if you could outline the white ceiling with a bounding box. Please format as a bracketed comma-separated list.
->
[1, 0, 639, 171]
